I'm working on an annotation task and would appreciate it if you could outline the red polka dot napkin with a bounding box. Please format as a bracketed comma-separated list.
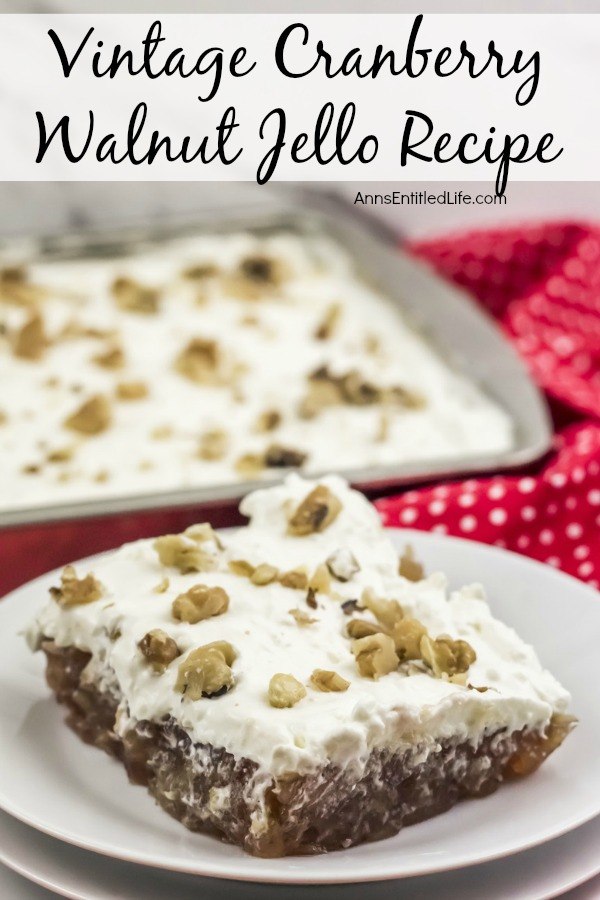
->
[375, 222, 600, 589]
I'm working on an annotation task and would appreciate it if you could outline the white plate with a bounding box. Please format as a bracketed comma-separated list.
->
[0, 531, 598, 884]
[0, 807, 598, 900]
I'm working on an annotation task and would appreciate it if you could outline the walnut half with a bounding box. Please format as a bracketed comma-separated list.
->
[172, 584, 229, 624]
[420, 634, 476, 678]
[175, 641, 236, 700]
[154, 526, 217, 574]
[49, 565, 103, 608]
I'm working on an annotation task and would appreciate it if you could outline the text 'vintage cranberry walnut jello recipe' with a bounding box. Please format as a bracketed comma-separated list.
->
[28, 475, 575, 857]
[0, 230, 512, 513]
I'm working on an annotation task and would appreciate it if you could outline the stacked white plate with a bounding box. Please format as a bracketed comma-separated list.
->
[0, 532, 598, 899]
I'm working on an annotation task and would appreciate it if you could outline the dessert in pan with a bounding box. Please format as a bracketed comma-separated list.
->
[0, 230, 512, 513]
[29, 475, 575, 858]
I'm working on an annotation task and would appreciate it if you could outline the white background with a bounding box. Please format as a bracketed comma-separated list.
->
[0, 2, 599, 239]
[0, 13, 596, 185]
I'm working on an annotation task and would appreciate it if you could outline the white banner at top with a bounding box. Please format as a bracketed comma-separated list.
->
[0, 13, 596, 188]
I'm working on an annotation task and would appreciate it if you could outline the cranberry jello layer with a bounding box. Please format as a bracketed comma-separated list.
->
[29, 476, 575, 857]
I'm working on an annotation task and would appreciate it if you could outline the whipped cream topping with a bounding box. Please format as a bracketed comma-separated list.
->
[0, 231, 512, 512]
[30, 475, 569, 778]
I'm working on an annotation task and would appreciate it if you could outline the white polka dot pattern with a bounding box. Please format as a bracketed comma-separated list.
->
[376, 420, 599, 590]
[375, 225, 600, 590]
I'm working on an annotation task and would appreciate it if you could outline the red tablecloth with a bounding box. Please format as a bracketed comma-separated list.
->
[2, 221, 599, 596]
[376, 222, 600, 590]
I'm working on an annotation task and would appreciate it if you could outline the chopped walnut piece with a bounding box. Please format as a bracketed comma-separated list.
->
[172, 584, 229, 624]
[0, 266, 45, 306]
[310, 669, 350, 692]
[239, 313, 259, 327]
[0, 265, 26, 286]
[352, 633, 399, 679]
[347, 618, 385, 639]
[305, 587, 318, 609]
[153, 577, 169, 594]
[174, 338, 221, 385]
[392, 618, 428, 661]
[253, 409, 281, 433]
[64, 395, 112, 436]
[287, 485, 342, 536]
[228, 559, 255, 578]
[309, 563, 331, 594]
[175, 641, 236, 700]
[22, 463, 40, 475]
[13, 311, 46, 360]
[181, 263, 219, 280]
[111, 276, 159, 314]
[59, 320, 117, 342]
[239, 255, 284, 286]
[92, 344, 125, 370]
[151, 424, 173, 441]
[234, 453, 264, 478]
[420, 634, 477, 678]
[49, 565, 103, 608]
[398, 545, 425, 582]
[268, 673, 306, 708]
[138, 629, 179, 673]
[264, 444, 307, 469]
[326, 548, 360, 582]
[278, 568, 308, 590]
[341, 598, 361, 616]
[362, 588, 404, 630]
[289, 608, 316, 627]
[386, 385, 426, 409]
[299, 365, 425, 418]
[115, 380, 149, 401]
[198, 429, 229, 461]
[46, 446, 74, 464]
[250, 564, 279, 586]
[154, 531, 217, 574]
[225, 254, 288, 300]
[341, 370, 381, 406]
[314, 303, 342, 340]
[298, 375, 343, 419]
[183, 521, 221, 546]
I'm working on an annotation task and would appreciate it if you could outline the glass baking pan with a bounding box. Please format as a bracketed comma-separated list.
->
[0, 188, 552, 528]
